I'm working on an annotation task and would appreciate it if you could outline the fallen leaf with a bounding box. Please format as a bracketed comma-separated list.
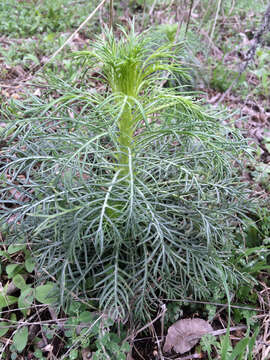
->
[11, 93, 20, 99]
[9, 188, 25, 201]
[81, 348, 92, 360]
[163, 318, 213, 354]
[33, 88, 41, 97]
[1, 90, 9, 97]
[43, 344, 53, 352]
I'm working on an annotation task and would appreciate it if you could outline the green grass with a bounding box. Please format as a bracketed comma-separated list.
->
[0, 0, 104, 78]
[0, 0, 99, 37]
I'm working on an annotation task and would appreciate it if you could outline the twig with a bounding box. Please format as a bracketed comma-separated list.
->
[0, 305, 49, 359]
[59, 314, 104, 360]
[175, 1, 183, 40]
[125, 305, 167, 341]
[109, 0, 114, 29]
[160, 304, 166, 346]
[133, 344, 145, 360]
[210, 325, 247, 337]
[217, 3, 270, 104]
[0, 318, 67, 327]
[149, 0, 158, 16]
[36, 0, 107, 75]
[185, 0, 194, 38]
[199, 28, 223, 57]
[241, 3, 270, 73]
[228, 0, 235, 17]
[154, 304, 166, 360]
[173, 354, 203, 360]
[209, 0, 222, 46]
[161, 298, 264, 312]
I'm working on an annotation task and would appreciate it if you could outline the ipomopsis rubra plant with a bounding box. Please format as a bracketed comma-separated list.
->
[0, 25, 252, 321]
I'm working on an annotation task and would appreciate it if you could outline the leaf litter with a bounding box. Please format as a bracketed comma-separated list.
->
[163, 318, 213, 354]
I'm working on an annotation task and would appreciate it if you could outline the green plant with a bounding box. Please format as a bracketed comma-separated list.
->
[0, 0, 98, 37]
[0, 33, 81, 81]
[200, 326, 259, 360]
[257, 207, 270, 240]
[251, 162, 270, 191]
[0, 244, 59, 358]
[0, 241, 127, 359]
[209, 59, 247, 93]
[56, 301, 130, 360]
[251, 48, 270, 97]
[165, 302, 183, 325]
[201, 273, 258, 360]
[91, 325, 130, 360]
[0, 24, 253, 321]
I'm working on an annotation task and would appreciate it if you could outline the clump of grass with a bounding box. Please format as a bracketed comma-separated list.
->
[0, 25, 252, 321]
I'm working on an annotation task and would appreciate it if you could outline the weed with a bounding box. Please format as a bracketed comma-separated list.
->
[251, 48, 270, 97]
[0, 241, 130, 359]
[200, 327, 259, 360]
[0, 243, 58, 358]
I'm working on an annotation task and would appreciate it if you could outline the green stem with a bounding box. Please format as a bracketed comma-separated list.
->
[117, 105, 134, 177]
[107, 104, 134, 218]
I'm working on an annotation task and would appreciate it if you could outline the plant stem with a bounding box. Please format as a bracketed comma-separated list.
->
[117, 104, 134, 176]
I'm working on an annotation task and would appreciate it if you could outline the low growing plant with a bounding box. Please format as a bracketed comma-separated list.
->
[200, 327, 259, 360]
[0, 0, 97, 37]
[0, 25, 253, 321]
[0, 244, 59, 358]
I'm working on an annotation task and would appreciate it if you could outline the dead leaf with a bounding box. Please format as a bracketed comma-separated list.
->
[43, 344, 53, 352]
[81, 348, 92, 360]
[33, 88, 41, 97]
[11, 93, 20, 99]
[1, 90, 9, 97]
[163, 318, 213, 354]
[68, 109, 75, 119]
[9, 188, 25, 201]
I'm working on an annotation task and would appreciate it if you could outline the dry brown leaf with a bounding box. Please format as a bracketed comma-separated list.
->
[11, 93, 20, 99]
[1, 90, 9, 97]
[33, 88, 41, 97]
[163, 318, 213, 354]
[9, 188, 25, 201]
[81, 348, 92, 360]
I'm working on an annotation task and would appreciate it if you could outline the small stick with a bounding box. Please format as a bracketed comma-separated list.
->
[109, 0, 114, 29]
[185, 0, 194, 38]
[125, 305, 167, 341]
[149, 0, 158, 16]
[161, 298, 263, 312]
[37, 0, 107, 74]
[217, 3, 270, 104]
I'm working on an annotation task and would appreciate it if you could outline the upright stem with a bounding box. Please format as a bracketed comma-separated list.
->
[117, 105, 134, 177]
[107, 103, 134, 218]
[109, 0, 114, 29]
